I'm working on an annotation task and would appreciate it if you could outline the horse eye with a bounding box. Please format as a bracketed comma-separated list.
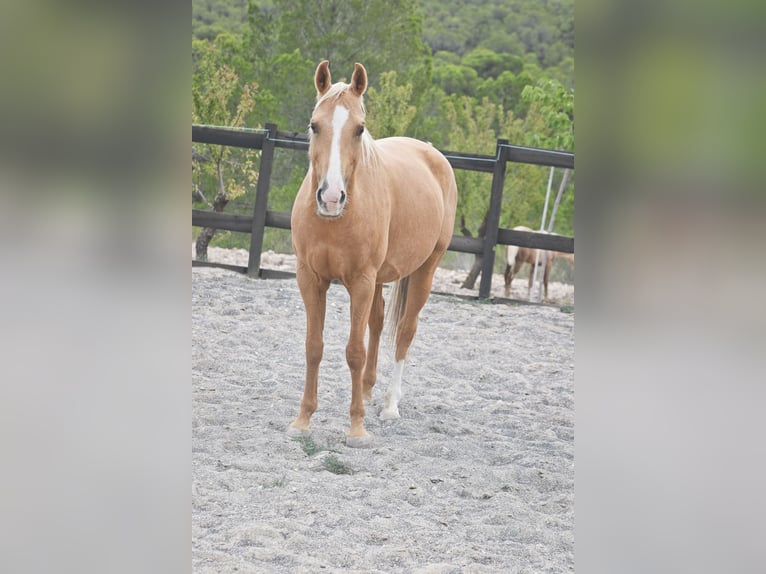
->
[310, 122, 318, 134]
[356, 125, 365, 137]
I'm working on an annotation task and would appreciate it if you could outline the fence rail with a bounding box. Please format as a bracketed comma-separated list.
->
[192, 123, 574, 299]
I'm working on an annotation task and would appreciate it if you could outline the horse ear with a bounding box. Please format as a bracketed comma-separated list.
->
[315, 60, 331, 96]
[350, 63, 367, 96]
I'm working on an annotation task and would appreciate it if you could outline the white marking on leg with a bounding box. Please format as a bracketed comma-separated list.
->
[380, 360, 405, 420]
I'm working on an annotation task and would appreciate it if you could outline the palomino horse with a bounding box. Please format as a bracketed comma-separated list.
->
[503, 225, 575, 301]
[288, 61, 458, 447]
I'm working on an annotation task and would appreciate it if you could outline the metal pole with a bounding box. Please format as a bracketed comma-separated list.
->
[532, 166, 555, 302]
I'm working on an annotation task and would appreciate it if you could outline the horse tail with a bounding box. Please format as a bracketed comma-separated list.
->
[506, 244, 520, 267]
[386, 276, 410, 347]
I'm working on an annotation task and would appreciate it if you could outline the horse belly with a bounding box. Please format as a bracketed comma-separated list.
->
[378, 192, 446, 282]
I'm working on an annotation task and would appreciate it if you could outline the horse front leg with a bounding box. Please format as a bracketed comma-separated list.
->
[345, 276, 376, 447]
[362, 283, 385, 402]
[288, 267, 329, 435]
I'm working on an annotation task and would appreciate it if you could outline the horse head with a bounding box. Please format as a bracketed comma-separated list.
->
[308, 60, 370, 219]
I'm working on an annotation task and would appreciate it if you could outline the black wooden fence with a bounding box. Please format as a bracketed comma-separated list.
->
[192, 123, 574, 299]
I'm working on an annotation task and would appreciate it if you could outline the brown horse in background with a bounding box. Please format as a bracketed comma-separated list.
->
[504, 226, 575, 301]
[288, 61, 458, 447]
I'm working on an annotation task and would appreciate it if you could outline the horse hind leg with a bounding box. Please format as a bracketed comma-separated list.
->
[362, 283, 385, 402]
[503, 262, 513, 298]
[519, 260, 531, 297]
[381, 260, 438, 420]
[543, 254, 552, 302]
[504, 245, 518, 297]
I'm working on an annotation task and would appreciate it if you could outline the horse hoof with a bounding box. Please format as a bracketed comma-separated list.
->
[379, 407, 400, 420]
[286, 425, 310, 438]
[345, 433, 372, 448]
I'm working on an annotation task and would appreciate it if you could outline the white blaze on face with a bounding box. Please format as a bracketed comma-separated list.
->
[320, 105, 349, 212]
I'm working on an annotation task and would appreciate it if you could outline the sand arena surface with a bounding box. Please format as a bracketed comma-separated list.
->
[192, 261, 574, 572]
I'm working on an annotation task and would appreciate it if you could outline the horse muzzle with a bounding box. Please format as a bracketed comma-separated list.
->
[316, 186, 347, 218]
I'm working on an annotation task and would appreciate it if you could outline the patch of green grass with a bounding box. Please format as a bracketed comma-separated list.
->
[293, 435, 342, 456]
[321, 454, 354, 475]
[292, 436, 353, 475]
[559, 304, 574, 313]
[293, 435, 324, 456]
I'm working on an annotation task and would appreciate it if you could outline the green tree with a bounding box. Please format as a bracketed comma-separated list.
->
[247, 0, 431, 131]
[500, 111, 551, 233]
[496, 78, 575, 241]
[434, 96, 520, 286]
[521, 78, 574, 151]
[193, 0, 250, 40]
[476, 71, 522, 117]
[192, 39, 259, 260]
[519, 78, 575, 236]
[439, 96, 509, 237]
[462, 48, 521, 79]
[365, 71, 417, 138]
[431, 64, 480, 97]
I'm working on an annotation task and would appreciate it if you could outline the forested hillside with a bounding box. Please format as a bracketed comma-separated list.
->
[420, 0, 572, 81]
[192, 0, 574, 259]
[193, 0, 249, 40]
[192, 0, 573, 86]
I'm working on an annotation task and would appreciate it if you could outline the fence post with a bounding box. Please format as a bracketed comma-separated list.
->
[478, 139, 508, 299]
[247, 123, 277, 277]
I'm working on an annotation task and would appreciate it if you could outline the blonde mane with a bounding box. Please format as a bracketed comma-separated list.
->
[312, 82, 378, 168]
[314, 82, 352, 108]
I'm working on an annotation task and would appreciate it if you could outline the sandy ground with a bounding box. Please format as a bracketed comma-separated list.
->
[192, 254, 574, 572]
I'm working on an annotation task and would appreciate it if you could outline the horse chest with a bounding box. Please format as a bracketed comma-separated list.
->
[296, 221, 386, 279]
